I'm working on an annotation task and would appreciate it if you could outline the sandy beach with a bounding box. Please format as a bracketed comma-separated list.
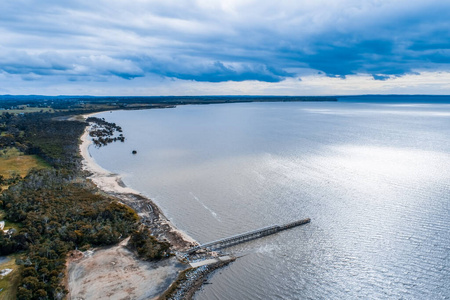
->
[67, 114, 206, 300]
[79, 122, 143, 195]
[68, 114, 237, 300]
[78, 115, 198, 248]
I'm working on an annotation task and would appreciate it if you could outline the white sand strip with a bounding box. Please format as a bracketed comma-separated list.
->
[78, 114, 198, 246]
[79, 115, 138, 194]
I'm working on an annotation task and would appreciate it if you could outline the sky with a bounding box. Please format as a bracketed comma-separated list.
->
[1, 0, 450, 96]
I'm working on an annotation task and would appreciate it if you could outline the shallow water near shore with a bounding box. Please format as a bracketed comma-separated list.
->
[89, 100, 450, 299]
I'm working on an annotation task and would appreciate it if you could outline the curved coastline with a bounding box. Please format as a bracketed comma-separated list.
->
[79, 123, 138, 195]
[79, 113, 198, 248]
[75, 113, 234, 300]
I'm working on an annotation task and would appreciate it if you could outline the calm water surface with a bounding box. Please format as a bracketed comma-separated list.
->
[90, 101, 450, 299]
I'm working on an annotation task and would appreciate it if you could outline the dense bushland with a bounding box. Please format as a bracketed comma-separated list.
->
[127, 227, 171, 261]
[0, 110, 171, 300]
[0, 112, 85, 170]
[1, 169, 140, 299]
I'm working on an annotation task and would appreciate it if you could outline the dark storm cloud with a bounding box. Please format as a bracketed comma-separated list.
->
[1, 0, 450, 84]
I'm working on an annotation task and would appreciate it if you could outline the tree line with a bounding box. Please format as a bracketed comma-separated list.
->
[86, 117, 125, 147]
[0, 110, 171, 300]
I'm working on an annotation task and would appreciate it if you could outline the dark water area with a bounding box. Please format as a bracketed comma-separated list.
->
[90, 100, 450, 299]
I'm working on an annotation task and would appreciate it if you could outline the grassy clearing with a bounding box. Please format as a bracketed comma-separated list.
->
[0, 254, 21, 300]
[0, 210, 21, 232]
[0, 148, 21, 159]
[0, 107, 54, 114]
[0, 148, 49, 179]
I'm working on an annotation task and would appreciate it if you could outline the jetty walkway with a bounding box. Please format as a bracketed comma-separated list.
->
[187, 218, 310, 254]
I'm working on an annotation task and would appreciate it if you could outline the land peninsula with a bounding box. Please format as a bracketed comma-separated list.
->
[0, 96, 334, 299]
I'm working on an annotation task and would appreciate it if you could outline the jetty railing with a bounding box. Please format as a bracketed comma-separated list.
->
[187, 218, 310, 254]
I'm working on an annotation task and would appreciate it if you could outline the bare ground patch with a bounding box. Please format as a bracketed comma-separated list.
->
[67, 239, 187, 300]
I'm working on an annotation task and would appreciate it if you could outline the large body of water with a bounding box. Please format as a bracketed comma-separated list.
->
[90, 99, 450, 299]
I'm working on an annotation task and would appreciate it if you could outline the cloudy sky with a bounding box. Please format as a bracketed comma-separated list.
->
[1, 0, 450, 95]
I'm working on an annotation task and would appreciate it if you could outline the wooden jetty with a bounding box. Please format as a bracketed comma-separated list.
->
[187, 218, 310, 254]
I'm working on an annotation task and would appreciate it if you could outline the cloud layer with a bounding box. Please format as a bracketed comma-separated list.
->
[1, 0, 450, 94]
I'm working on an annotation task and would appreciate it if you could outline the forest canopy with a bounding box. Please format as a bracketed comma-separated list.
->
[0, 107, 171, 300]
